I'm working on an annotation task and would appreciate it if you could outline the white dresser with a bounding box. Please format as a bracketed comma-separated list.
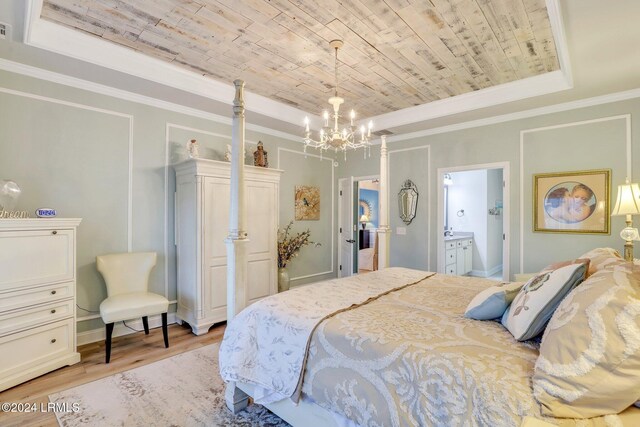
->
[0, 218, 82, 391]
[174, 159, 281, 335]
[444, 235, 473, 276]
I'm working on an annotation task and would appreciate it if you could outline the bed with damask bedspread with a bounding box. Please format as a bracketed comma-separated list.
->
[219, 267, 640, 427]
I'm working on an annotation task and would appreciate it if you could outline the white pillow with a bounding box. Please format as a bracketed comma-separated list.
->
[501, 263, 587, 341]
[464, 282, 524, 320]
[578, 247, 624, 276]
[533, 265, 640, 418]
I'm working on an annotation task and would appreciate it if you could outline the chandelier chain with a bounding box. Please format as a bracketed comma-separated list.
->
[334, 46, 339, 98]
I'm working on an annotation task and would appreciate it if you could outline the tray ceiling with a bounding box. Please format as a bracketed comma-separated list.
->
[40, 0, 560, 118]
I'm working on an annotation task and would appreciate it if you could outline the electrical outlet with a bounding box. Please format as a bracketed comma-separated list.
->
[0, 23, 11, 41]
[396, 227, 406, 235]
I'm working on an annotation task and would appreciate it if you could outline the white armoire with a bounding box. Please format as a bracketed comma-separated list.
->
[174, 159, 281, 335]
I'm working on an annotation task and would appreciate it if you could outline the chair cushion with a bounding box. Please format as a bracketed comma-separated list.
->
[100, 292, 169, 324]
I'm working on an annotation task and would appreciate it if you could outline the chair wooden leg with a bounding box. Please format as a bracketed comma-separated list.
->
[105, 323, 114, 363]
[142, 316, 149, 335]
[161, 312, 169, 348]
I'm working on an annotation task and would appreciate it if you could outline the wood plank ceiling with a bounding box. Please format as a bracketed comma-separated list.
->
[41, 0, 559, 118]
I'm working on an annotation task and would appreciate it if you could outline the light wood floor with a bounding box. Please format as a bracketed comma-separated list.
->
[0, 322, 226, 427]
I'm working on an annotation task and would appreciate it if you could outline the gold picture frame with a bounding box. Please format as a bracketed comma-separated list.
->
[533, 169, 610, 234]
[295, 185, 320, 220]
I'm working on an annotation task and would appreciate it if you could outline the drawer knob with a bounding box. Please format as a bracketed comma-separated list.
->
[52, 230, 58, 235]
[51, 309, 56, 314]
[51, 290, 57, 295]
[50, 339, 57, 344]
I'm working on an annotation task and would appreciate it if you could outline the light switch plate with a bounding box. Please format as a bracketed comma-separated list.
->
[396, 227, 406, 235]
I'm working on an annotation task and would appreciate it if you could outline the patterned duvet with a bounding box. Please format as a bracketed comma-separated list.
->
[221, 268, 640, 427]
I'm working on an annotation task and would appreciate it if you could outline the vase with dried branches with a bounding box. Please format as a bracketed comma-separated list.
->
[277, 221, 320, 292]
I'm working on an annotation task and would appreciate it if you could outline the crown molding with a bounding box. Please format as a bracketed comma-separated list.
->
[367, 70, 571, 131]
[23, 0, 315, 127]
[387, 87, 640, 143]
[362, 0, 573, 131]
[0, 57, 301, 142]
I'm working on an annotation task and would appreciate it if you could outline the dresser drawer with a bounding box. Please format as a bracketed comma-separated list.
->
[0, 299, 74, 337]
[445, 241, 456, 250]
[0, 319, 74, 380]
[0, 282, 74, 313]
[0, 229, 75, 291]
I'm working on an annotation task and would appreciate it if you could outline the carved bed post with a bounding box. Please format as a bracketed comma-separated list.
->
[226, 80, 249, 322]
[377, 135, 391, 269]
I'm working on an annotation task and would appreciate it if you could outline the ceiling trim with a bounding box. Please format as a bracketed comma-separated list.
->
[368, 69, 570, 131]
[0, 57, 301, 142]
[24, 0, 572, 132]
[367, 0, 573, 131]
[23, 0, 316, 127]
[387, 87, 640, 143]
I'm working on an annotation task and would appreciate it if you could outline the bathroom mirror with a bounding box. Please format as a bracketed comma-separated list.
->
[398, 179, 418, 225]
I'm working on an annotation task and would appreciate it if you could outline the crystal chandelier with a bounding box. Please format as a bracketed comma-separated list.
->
[303, 40, 373, 160]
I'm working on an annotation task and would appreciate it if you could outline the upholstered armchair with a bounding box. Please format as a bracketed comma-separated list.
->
[96, 252, 169, 363]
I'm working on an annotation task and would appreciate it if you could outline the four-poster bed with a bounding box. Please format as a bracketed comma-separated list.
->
[222, 79, 394, 425]
[220, 81, 640, 427]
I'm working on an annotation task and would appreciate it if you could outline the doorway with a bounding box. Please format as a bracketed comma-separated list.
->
[338, 175, 380, 277]
[437, 162, 510, 281]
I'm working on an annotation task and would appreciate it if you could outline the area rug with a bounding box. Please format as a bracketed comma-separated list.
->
[49, 343, 289, 426]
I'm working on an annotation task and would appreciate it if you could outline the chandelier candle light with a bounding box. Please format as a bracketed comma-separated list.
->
[303, 40, 373, 161]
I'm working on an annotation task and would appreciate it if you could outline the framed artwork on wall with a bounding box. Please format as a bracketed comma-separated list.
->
[533, 169, 611, 234]
[295, 185, 320, 220]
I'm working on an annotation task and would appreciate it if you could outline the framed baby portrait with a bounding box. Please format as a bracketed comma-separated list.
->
[533, 169, 610, 234]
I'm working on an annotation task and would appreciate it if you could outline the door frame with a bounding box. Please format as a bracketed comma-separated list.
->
[337, 177, 354, 278]
[337, 174, 380, 277]
[436, 162, 510, 281]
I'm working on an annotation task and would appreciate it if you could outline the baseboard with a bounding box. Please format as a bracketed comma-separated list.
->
[77, 312, 177, 346]
[470, 264, 503, 278]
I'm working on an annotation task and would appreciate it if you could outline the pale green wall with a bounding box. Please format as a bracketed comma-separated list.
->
[0, 68, 336, 334]
[337, 99, 640, 279]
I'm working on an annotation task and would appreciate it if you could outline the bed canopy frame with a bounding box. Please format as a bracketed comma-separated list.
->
[223, 80, 391, 424]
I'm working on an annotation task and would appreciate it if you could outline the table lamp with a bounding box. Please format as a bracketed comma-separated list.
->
[359, 214, 369, 230]
[611, 180, 640, 261]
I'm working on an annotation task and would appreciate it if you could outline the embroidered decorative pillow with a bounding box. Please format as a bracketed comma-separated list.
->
[464, 281, 525, 320]
[501, 263, 588, 341]
[578, 247, 624, 276]
[533, 265, 640, 418]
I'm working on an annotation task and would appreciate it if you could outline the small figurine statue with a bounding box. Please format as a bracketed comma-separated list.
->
[253, 141, 268, 168]
[224, 144, 232, 162]
[187, 139, 199, 158]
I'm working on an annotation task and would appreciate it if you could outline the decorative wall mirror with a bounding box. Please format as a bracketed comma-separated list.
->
[398, 179, 418, 225]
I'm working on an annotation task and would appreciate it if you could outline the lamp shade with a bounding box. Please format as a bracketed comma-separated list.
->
[611, 183, 640, 216]
[360, 215, 369, 223]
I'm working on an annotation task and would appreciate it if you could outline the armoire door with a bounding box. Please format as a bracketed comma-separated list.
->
[246, 180, 277, 303]
[202, 176, 230, 320]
